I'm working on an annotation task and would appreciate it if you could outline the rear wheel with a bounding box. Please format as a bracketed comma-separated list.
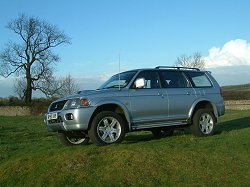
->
[191, 108, 216, 137]
[59, 132, 89, 146]
[89, 111, 126, 146]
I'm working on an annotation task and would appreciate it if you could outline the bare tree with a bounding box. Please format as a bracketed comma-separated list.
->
[175, 52, 205, 70]
[32, 74, 79, 99]
[13, 78, 26, 100]
[0, 14, 70, 103]
[31, 73, 62, 98]
[59, 75, 79, 97]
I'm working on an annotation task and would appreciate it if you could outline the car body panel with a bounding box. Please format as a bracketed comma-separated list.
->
[44, 67, 225, 134]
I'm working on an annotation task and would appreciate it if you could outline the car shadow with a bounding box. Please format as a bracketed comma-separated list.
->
[124, 117, 250, 144]
[124, 132, 155, 144]
[215, 116, 250, 134]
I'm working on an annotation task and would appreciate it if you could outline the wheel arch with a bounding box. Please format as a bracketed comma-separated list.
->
[89, 102, 131, 132]
[188, 100, 218, 124]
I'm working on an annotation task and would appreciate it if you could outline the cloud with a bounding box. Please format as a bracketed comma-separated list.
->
[205, 39, 250, 68]
[75, 72, 114, 90]
[75, 77, 103, 90]
[207, 65, 250, 86]
[98, 72, 115, 81]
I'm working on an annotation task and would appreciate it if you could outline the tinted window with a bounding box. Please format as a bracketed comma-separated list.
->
[134, 71, 161, 89]
[160, 71, 190, 88]
[99, 71, 137, 89]
[185, 71, 212, 87]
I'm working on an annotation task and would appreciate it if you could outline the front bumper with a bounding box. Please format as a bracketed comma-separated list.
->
[44, 107, 96, 132]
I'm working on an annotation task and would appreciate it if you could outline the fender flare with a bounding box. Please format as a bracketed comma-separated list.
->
[188, 99, 219, 123]
[93, 99, 132, 131]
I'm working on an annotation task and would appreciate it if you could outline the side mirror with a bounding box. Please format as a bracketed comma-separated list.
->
[134, 78, 145, 88]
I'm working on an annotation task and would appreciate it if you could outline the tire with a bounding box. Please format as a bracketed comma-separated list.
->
[151, 128, 174, 138]
[58, 132, 90, 146]
[191, 108, 216, 137]
[88, 111, 126, 146]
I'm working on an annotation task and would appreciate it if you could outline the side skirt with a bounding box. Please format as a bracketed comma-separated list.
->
[131, 120, 189, 130]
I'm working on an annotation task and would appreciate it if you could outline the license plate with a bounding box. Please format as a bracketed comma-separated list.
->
[47, 113, 58, 120]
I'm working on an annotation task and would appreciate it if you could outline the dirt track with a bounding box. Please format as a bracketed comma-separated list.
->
[225, 100, 250, 110]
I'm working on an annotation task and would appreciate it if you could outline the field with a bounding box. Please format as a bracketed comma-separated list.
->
[222, 84, 250, 100]
[222, 84, 250, 92]
[0, 110, 250, 186]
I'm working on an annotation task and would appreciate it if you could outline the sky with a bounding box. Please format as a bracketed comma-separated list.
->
[0, 0, 250, 97]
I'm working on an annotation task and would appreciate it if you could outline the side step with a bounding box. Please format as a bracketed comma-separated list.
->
[131, 120, 188, 130]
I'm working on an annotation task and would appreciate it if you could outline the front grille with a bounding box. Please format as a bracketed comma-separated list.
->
[50, 100, 67, 112]
[48, 116, 63, 124]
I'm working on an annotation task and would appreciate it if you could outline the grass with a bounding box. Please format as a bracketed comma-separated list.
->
[0, 110, 250, 186]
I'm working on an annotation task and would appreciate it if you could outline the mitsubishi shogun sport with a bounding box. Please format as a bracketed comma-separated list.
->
[44, 66, 225, 146]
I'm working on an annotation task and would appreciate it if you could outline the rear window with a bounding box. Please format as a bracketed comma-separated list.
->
[185, 71, 212, 87]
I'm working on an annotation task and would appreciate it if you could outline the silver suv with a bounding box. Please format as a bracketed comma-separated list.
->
[44, 66, 225, 146]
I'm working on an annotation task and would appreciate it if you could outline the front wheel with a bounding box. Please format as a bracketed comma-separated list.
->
[88, 111, 126, 146]
[191, 109, 216, 137]
[58, 132, 90, 146]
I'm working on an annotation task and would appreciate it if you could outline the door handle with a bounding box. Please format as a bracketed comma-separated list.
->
[186, 92, 191, 95]
[157, 92, 164, 97]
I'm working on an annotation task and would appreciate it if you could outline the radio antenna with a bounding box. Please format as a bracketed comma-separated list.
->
[118, 50, 121, 91]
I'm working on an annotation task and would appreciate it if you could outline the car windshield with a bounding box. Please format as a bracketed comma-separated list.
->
[99, 71, 137, 89]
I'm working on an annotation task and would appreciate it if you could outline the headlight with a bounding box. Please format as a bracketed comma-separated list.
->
[80, 98, 90, 107]
[65, 98, 90, 109]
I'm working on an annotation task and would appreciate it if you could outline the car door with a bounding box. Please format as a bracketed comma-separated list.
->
[159, 70, 197, 120]
[129, 70, 168, 124]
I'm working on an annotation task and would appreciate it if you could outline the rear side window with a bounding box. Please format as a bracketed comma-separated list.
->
[185, 72, 212, 87]
[160, 71, 190, 88]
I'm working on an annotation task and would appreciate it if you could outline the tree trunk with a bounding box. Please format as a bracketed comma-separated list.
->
[25, 68, 32, 104]
[25, 80, 32, 104]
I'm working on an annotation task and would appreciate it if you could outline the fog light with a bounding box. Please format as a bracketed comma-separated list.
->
[65, 113, 74, 120]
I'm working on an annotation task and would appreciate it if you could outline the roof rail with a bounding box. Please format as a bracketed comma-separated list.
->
[155, 66, 200, 71]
